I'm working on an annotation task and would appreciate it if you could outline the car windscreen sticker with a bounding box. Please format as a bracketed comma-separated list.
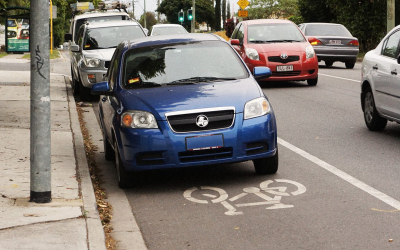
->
[85, 44, 90, 48]
[128, 77, 140, 84]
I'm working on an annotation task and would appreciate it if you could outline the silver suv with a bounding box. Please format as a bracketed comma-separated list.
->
[70, 21, 147, 101]
[361, 25, 400, 131]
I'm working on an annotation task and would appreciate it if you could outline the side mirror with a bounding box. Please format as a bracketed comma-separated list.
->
[91, 81, 113, 96]
[64, 33, 72, 42]
[253, 67, 272, 80]
[230, 39, 240, 46]
[70, 45, 80, 52]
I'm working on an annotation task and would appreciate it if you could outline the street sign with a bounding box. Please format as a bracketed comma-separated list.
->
[237, 0, 249, 9]
[238, 10, 248, 17]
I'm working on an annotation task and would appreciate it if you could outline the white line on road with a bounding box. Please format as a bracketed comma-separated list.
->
[319, 73, 360, 83]
[278, 137, 400, 210]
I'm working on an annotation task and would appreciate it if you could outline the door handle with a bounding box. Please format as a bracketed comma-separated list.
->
[372, 64, 378, 70]
[391, 69, 397, 75]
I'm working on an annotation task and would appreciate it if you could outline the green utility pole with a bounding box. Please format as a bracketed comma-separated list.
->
[388, 0, 395, 33]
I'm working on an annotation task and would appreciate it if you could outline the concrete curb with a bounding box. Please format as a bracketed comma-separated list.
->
[64, 75, 107, 250]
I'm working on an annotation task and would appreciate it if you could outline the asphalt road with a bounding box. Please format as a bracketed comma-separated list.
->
[85, 61, 400, 250]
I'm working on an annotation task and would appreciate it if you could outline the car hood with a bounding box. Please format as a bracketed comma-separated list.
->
[82, 48, 115, 60]
[118, 78, 264, 120]
[247, 42, 308, 54]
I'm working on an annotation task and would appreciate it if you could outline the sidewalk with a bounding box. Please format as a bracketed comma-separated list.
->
[0, 52, 106, 249]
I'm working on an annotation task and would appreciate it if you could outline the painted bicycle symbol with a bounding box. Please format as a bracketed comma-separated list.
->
[183, 179, 306, 216]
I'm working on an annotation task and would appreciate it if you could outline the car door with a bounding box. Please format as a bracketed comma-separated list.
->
[374, 29, 400, 118]
[101, 49, 121, 141]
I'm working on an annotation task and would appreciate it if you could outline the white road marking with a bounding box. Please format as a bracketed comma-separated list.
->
[319, 73, 360, 82]
[277, 137, 400, 210]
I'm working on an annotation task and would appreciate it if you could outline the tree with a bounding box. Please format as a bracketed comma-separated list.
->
[139, 12, 157, 32]
[297, 0, 334, 23]
[248, 0, 298, 19]
[227, 1, 231, 19]
[214, 0, 221, 31]
[157, 0, 214, 29]
[221, 0, 226, 27]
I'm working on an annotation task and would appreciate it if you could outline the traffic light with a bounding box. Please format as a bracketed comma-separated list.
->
[187, 9, 193, 20]
[178, 10, 184, 22]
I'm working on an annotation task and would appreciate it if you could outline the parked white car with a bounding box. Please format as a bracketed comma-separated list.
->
[361, 25, 400, 130]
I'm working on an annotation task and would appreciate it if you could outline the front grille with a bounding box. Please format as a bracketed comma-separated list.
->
[268, 56, 300, 64]
[245, 142, 269, 155]
[272, 71, 301, 77]
[179, 147, 233, 163]
[167, 109, 235, 133]
[136, 151, 165, 166]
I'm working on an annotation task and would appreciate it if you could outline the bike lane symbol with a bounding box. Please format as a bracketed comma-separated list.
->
[183, 179, 306, 216]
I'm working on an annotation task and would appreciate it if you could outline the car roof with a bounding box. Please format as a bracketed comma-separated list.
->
[73, 11, 129, 20]
[301, 22, 342, 26]
[123, 33, 223, 49]
[152, 24, 184, 28]
[85, 20, 140, 29]
[243, 19, 294, 25]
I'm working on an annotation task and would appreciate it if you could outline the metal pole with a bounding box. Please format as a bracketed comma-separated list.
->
[30, 0, 51, 203]
[157, 0, 160, 21]
[144, 0, 146, 28]
[387, 0, 395, 33]
[50, 0, 53, 54]
[191, 2, 195, 33]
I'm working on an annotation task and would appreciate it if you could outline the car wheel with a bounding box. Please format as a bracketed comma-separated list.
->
[363, 89, 387, 131]
[325, 61, 333, 67]
[114, 141, 133, 189]
[307, 76, 318, 86]
[79, 82, 92, 102]
[253, 148, 278, 175]
[345, 61, 356, 69]
[71, 67, 80, 95]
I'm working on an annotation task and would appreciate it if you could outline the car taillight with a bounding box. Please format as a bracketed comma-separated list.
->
[308, 38, 323, 46]
[348, 40, 359, 46]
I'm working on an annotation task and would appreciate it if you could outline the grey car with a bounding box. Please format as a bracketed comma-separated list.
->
[70, 20, 147, 101]
[298, 22, 359, 69]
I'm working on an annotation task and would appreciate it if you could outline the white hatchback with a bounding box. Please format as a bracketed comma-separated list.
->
[361, 25, 400, 130]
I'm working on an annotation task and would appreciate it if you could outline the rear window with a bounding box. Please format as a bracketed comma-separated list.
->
[74, 15, 128, 38]
[304, 24, 352, 37]
[123, 41, 248, 89]
[83, 26, 145, 50]
[151, 26, 187, 36]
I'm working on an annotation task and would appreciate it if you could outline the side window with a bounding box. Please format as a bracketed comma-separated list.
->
[237, 24, 245, 44]
[231, 24, 241, 39]
[382, 30, 400, 59]
[75, 26, 84, 45]
[108, 48, 120, 90]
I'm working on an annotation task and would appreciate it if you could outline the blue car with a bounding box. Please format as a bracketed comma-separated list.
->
[91, 34, 278, 188]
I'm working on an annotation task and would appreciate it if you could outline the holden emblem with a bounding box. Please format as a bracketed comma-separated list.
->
[280, 53, 288, 59]
[196, 115, 209, 127]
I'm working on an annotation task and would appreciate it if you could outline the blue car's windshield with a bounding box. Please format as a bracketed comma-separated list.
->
[122, 41, 248, 89]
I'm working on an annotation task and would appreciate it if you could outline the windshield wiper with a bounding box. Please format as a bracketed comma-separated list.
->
[107, 46, 118, 48]
[265, 39, 302, 43]
[167, 77, 237, 85]
[250, 40, 268, 43]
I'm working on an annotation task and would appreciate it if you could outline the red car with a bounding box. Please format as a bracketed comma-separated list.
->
[230, 19, 319, 86]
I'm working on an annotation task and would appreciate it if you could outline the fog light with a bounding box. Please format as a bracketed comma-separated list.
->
[88, 74, 96, 83]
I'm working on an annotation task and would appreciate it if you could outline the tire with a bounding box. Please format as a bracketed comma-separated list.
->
[114, 141, 134, 189]
[71, 67, 80, 95]
[307, 76, 318, 86]
[103, 130, 114, 161]
[79, 81, 92, 102]
[345, 61, 355, 69]
[253, 148, 279, 175]
[363, 89, 387, 131]
[325, 61, 333, 67]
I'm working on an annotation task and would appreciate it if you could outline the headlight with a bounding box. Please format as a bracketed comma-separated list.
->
[306, 46, 315, 59]
[84, 57, 101, 67]
[245, 48, 259, 60]
[121, 111, 158, 128]
[244, 97, 271, 120]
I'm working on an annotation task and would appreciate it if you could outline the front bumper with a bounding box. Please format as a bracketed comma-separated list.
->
[117, 113, 277, 171]
[78, 67, 107, 88]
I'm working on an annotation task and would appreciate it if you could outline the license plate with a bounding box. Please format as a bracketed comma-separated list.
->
[186, 134, 224, 151]
[276, 65, 293, 72]
[329, 40, 341, 45]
